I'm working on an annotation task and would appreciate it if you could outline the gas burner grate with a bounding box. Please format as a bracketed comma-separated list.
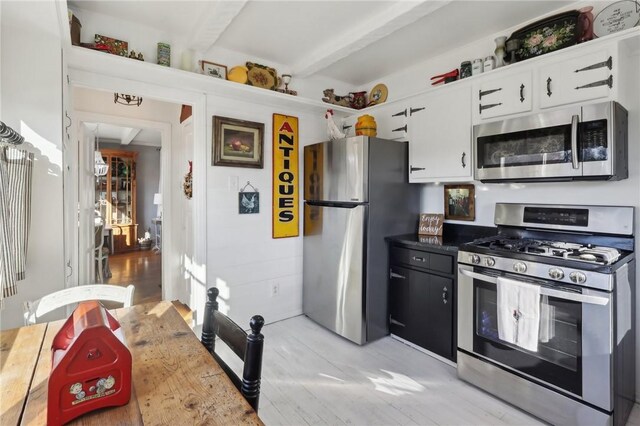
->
[479, 237, 621, 265]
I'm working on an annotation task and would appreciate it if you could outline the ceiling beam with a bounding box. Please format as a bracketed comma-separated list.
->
[292, 1, 451, 78]
[187, 1, 249, 53]
[121, 127, 141, 145]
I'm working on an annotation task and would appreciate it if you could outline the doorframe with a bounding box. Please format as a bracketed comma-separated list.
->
[67, 69, 208, 305]
[75, 111, 172, 299]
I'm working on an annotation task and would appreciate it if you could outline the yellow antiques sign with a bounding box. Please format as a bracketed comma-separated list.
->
[272, 114, 299, 238]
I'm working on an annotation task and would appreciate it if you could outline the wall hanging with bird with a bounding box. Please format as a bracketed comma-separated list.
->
[239, 181, 259, 214]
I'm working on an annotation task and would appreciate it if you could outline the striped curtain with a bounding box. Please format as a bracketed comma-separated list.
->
[0, 146, 34, 305]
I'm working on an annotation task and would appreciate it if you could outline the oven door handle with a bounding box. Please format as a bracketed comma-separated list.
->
[458, 268, 609, 306]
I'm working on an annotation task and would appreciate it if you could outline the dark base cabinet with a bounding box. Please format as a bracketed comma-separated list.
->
[389, 244, 456, 362]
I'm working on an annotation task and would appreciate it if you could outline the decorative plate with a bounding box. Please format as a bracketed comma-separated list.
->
[246, 62, 278, 90]
[228, 66, 248, 84]
[368, 84, 388, 106]
[593, 0, 640, 38]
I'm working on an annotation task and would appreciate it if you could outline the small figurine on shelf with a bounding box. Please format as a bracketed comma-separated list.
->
[137, 52, 144, 61]
[322, 89, 352, 107]
[128, 50, 137, 59]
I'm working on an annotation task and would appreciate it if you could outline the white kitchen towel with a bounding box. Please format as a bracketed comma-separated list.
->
[515, 279, 541, 352]
[496, 276, 520, 345]
[539, 295, 555, 343]
[496, 276, 541, 351]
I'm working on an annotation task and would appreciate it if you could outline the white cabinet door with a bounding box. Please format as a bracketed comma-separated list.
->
[474, 70, 532, 121]
[408, 85, 472, 182]
[372, 102, 409, 140]
[539, 49, 615, 109]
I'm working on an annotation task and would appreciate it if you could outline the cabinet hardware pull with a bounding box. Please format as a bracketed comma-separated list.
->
[389, 271, 406, 280]
[478, 88, 502, 100]
[519, 84, 525, 103]
[575, 75, 613, 90]
[575, 56, 612, 73]
[410, 166, 425, 173]
[409, 107, 425, 116]
[390, 317, 406, 327]
[392, 109, 407, 117]
[412, 256, 425, 262]
[461, 152, 466, 168]
[343, 124, 353, 131]
[570, 114, 579, 169]
[479, 103, 502, 113]
[546, 77, 552, 97]
[392, 124, 407, 132]
[65, 111, 72, 131]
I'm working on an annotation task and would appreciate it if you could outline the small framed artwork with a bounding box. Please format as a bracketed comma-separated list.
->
[239, 181, 259, 214]
[444, 184, 475, 221]
[239, 192, 259, 214]
[201, 61, 227, 79]
[212, 116, 264, 168]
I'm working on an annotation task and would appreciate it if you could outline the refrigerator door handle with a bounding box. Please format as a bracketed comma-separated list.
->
[306, 201, 362, 208]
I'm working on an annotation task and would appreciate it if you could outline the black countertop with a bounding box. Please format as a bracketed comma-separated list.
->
[387, 223, 498, 253]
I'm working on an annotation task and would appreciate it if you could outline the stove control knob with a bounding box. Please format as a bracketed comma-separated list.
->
[513, 262, 527, 273]
[548, 267, 564, 280]
[484, 257, 496, 267]
[469, 254, 481, 265]
[569, 271, 587, 284]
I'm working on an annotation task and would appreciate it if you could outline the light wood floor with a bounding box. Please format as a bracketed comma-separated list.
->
[220, 315, 640, 426]
[105, 249, 161, 305]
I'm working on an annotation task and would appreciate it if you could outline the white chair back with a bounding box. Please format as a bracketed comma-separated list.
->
[23, 284, 134, 325]
[95, 223, 104, 252]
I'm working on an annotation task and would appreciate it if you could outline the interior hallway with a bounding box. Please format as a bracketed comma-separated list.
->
[105, 250, 161, 305]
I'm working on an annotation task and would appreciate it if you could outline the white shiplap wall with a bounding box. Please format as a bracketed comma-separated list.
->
[205, 96, 328, 327]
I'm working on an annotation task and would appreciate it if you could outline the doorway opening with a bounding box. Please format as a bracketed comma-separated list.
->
[72, 86, 185, 306]
[89, 121, 163, 304]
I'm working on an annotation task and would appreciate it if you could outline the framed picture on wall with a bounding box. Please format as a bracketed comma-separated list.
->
[212, 116, 264, 168]
[444, 184, 475, 221]
[201, 61, 227, 79]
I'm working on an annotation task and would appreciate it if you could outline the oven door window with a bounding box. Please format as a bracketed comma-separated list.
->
[474, 279, 582, 396]
[477, 124, 572, 169]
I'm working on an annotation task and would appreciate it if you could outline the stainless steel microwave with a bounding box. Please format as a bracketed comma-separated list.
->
[473, 101, 628, 182]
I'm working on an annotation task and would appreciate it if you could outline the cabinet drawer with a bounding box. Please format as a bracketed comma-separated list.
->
[390, 245, 454, 274]
[430, 253, 453, 274]
[391, 246, 429, 268]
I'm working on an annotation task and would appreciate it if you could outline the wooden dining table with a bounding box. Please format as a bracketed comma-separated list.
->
[0, 301, 264, 425]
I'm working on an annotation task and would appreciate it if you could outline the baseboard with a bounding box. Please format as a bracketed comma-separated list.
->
[390, 334, 457, 368]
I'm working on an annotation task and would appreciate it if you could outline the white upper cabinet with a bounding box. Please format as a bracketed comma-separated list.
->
[473, 70, 533, 120]
[408, 85, 472, 183]
[372, 102, 410, 141]
[538, 48, 616, 109]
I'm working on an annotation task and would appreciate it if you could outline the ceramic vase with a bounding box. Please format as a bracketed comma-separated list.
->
[494, 36, 507, 68]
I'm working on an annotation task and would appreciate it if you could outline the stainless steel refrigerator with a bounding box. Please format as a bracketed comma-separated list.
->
[303, 136, 419, 344]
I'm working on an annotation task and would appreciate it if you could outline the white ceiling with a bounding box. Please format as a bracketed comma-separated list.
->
[85, 122, 162, 147]
[68, 1, 572, 86]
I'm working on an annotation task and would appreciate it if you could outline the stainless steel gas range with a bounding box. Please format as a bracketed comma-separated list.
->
[457, 203, 635, 426]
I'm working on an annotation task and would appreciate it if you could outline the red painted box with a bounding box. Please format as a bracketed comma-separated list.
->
[47, 301, 132, 425]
